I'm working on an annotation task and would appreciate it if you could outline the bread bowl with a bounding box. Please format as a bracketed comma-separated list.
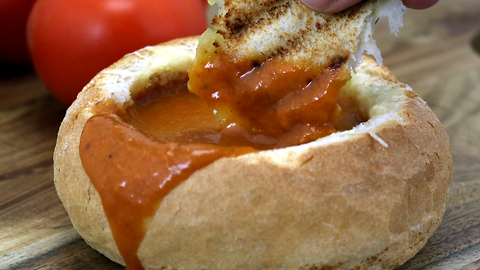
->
[53, 35, 452, 269]
[54, 0, 452, 269]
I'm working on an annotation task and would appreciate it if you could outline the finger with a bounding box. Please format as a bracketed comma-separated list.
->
[301, 0, 362, 13]
[402, 0, 439, 9]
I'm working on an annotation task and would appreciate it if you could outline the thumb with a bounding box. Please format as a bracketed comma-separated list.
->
[301, 0, 363, 13]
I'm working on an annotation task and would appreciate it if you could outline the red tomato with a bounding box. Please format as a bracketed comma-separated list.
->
[200, 0, 209, 8]
[27, 0, 207, 106]
[0, 0, 37, 63]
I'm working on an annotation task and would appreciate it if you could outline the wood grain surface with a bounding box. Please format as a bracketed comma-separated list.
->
[1, 0, 480, 269]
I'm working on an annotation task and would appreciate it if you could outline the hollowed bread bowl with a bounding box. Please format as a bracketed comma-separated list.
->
[53, 37, 452, 270]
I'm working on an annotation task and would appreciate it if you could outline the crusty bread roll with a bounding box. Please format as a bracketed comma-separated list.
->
[53, 37, 452, 270]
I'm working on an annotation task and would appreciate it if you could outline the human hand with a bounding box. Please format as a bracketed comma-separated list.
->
[301, 0, 439, 13]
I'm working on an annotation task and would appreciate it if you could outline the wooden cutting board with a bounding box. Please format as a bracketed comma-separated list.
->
[1, 0, 480, 269]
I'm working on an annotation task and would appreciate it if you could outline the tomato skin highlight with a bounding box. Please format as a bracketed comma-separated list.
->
[26, 0, 207, 106]
[0, 0, 37, 63]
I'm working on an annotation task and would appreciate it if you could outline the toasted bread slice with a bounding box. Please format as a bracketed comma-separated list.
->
[204, 0, 406, 68]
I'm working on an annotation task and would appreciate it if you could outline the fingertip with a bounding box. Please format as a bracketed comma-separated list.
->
[301, 0, 336, 13]
[402, 0, 439, 10]
[302, 0, 439, 13]
[301, 0, 363, 13]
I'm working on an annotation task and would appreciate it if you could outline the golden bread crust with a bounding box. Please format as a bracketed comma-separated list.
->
[53, 37, 451, 270]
